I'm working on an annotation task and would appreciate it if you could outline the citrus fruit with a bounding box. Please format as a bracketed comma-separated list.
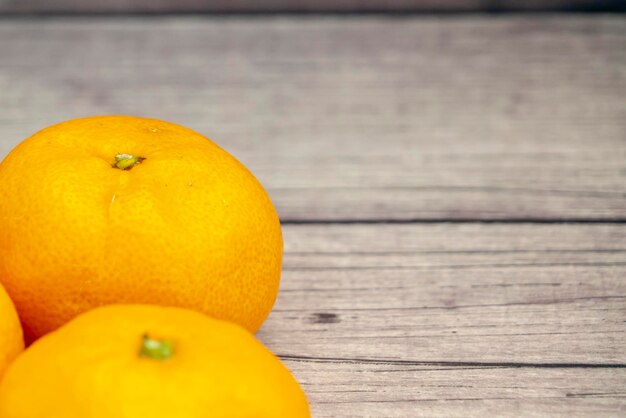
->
[0, 282, 23, 378]
[0, 116, 282, 341]
[0, 304, 310, 417]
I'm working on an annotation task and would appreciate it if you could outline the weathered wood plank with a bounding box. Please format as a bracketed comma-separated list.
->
[258, 223, 626, 415]
[0, 17, 624, 221]
[285, 362, 626, 417]
[0, 0, 621, 14]
[262, 224, 626, 364]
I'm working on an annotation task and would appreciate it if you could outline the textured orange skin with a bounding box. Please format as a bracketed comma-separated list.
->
[0, 304, 310, 418]
[0, 116, 283, 341]
[0, 282, 23, 378]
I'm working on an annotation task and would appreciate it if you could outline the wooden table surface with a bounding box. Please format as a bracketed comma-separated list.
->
[1, 14, 625, 417]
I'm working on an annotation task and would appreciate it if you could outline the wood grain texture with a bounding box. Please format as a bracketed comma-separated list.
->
[261, 223, 626, 416]
[0, 0, 622, 14]
[0, 17, 625, 221]
[264, 223, 626, 363]
[286, 361, 626, 418]
[285, 364, 626, 417]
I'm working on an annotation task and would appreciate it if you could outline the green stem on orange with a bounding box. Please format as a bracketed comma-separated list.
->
[113, 153, 145, 170]
[140, 334, 175, 360]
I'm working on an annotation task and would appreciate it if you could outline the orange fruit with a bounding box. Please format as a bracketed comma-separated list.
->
[0, 282, 23, 378]
[0, 304, 310, 417]
[0, 116, 282, 341]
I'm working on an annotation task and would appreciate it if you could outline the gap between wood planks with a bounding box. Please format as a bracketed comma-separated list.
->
[278, 355, 626, 369]
[280, 219, 626, 225]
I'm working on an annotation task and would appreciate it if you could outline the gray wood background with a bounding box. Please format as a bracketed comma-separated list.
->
[0, 14, 625, 417]
[0, 0, 624, 13]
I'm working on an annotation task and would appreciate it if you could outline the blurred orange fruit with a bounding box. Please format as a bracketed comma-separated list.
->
[0, 304, 310, 417]
[0, 282, 23, 378]
[0, 116, 282, 341]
